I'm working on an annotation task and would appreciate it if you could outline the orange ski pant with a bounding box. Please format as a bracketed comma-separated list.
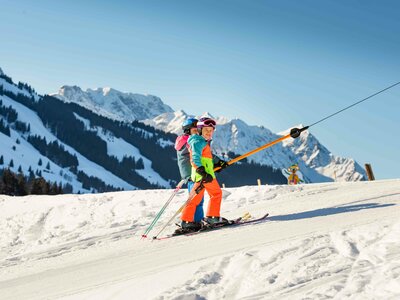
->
[181, 179, 222, 222]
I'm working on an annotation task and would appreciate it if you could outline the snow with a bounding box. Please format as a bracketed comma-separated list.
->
[1, 127, 79, 187]
[0, 77, 39, 101]
[142, 110, 192, 134]
[72, 112, 170, 188]
[1, 179, 399, 299]
[97, 130, 170, 188]
[1, 94, 55, 141]
[0, 94, 136, 192]
[52, 85, 174, 122]
[0, 94, 87, 192]
[72, 112, 92, 130]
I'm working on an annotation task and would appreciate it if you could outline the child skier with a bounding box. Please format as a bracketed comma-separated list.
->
[175, 117, 204, 222]
[178, 117, 228, 233]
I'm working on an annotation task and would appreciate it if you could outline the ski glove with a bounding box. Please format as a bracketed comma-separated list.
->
[214, 160, 229, 173]
[196, 166, 213, 183]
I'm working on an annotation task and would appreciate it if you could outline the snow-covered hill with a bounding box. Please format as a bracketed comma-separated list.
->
[144, 111, 367, 183]
[0, 94, 138, 193]
[1, 179, 399, 299]
[52, 85, 174, 122]
[0, 71, 177, 193]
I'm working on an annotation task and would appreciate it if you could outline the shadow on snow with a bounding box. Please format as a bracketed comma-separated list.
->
[268, 202, 396, 222]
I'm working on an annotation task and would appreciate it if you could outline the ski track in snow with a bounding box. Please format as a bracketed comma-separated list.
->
[0, 179, 399, 300]
[153, 222, 400, 300]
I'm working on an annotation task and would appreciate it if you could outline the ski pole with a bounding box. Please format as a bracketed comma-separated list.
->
[152, 182, 204, 239]
[141, 178, 187, 239]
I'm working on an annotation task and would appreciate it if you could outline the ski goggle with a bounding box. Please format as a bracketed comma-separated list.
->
[197, 119, 216, 129]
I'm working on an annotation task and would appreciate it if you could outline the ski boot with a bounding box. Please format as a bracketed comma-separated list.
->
[173, 221, 202, 236]
[204, 216, 230, 227]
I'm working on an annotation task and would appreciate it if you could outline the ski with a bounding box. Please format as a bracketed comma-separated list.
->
[153, 213, 269, 240]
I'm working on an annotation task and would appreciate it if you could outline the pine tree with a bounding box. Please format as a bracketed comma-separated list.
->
[46, 161, 50, 170]
[0, 169, 18, 195]
[28, 169, 35, 181]
[30, 177, 49, 195]
[16, 173, 27, 196]
[136, 158, 144, 169]
[9, 159, 14, 168]
[57, 183, 63, 194]
[17, 165, 22, 173]
[38, 158, 42, 166]
[0, 155, 3, 165]
[49, 182, 59, 195]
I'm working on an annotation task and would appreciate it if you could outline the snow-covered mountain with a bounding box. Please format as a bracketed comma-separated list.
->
[1, 179, 399, 299]
[144, 111, 366, 182]
[1, 67, 365, 194]
[1, 69, 288, 194]
[52, 85, 174, 122]
[48, 81, 366, 183]
[0, 71, 178, 193]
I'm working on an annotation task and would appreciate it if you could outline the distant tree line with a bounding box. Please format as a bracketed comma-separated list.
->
[0, 85, 37, 111]
[14, 120, 30, 133]
[0, 74, 36, 95]
[0, 99, 31, 136]
[28, 135, 79, 168]
[0, 99, 18, 123]
[0, 99, 31, 135]
[217, 161, 286, 187]
[17, 82, 36, 94]
[0, 118, 10, 136]
[77, 171, 122, 193]
[0, 73, 13, 85]
[0, 168, 65, 196]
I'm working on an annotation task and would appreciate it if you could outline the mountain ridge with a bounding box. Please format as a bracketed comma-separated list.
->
[0, 67, 366, 195]
[53, 82, 366, 183]
[0, 69, 287, 193]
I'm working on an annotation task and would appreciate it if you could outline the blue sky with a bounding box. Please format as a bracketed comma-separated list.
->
[1, 0, 399, 179]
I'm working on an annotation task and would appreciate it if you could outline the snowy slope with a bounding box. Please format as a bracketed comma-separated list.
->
[72, 112, 170, 188]
[144, 111, 366, 183]
[0, 72, 40, 102]
[52, 85, 174, 122]
[0, 90, 136, 192]
[1, 71, 175, 192]
[0, 179, 399, 299]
